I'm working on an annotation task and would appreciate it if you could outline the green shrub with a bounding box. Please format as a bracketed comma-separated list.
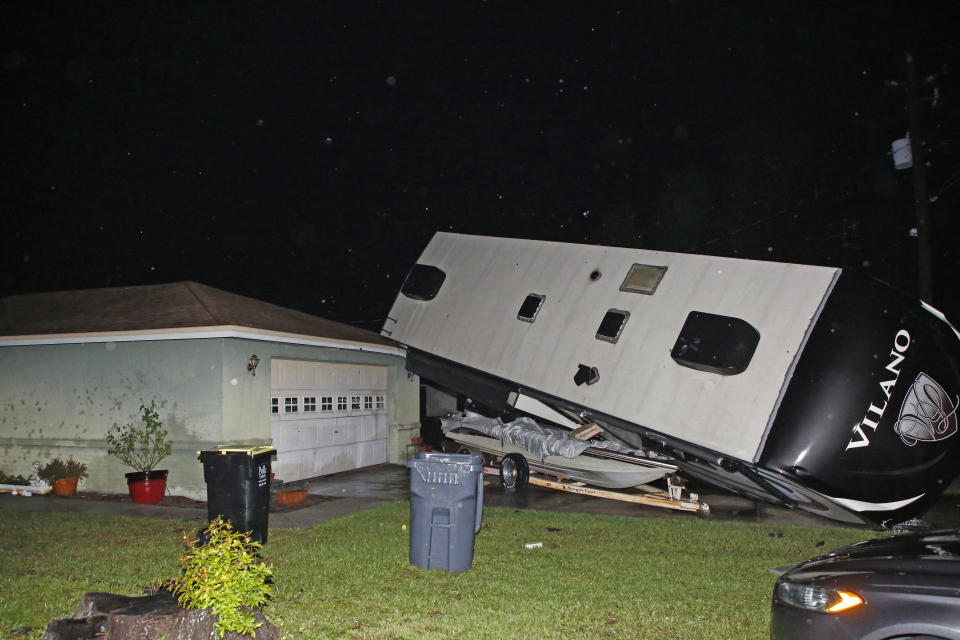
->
[0, 470, 31, 485]
[36, 458, 88, 483]
[106, 400, 172, 472]
[163, 516, 273, 638]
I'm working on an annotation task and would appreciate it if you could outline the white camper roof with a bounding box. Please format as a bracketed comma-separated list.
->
[385, 233, 840, 462]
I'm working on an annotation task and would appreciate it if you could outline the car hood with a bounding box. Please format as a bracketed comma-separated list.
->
[784, 529, 960, 581]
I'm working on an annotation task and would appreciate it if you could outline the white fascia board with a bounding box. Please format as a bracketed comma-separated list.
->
[0, 325, 406, 357]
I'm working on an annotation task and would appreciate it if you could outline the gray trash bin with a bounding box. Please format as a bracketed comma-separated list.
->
[406, 452, 484, 573]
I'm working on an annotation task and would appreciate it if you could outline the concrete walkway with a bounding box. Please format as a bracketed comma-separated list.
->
[0, 491, 393, 528]
[0, 466, 407, 529]
[2, 464, 958, 530]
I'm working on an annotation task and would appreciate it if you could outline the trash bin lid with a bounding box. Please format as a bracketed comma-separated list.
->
[197, 446, 277, 456]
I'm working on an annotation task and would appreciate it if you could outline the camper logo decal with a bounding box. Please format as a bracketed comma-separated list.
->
[846, 329, 911, 451]
[893, 372, 958, 446]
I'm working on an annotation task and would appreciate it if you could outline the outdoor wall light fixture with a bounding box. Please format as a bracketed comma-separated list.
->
[247, 354, 260, 376]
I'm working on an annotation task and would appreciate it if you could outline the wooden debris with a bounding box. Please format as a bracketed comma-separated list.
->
[570, 423, 603, 441]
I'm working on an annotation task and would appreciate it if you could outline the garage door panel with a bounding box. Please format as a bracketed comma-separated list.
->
[271, 359, 388, 483]
[271, 423, 294, 450]
[299, 423, 319, 448]
[313, 447, 334, 476]
[316, 422, 335, 447]
[357, 440, 386, 468]
[334, 417, 361, 445]
[360, 415, 377, 441]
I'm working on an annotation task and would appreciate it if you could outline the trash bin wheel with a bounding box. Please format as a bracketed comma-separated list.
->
[500, 453, 529, 491]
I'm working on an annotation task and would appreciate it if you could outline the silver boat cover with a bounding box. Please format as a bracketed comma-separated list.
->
[441, 411, 636, 460]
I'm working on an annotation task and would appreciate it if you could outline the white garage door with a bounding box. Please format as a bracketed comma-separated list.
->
[270, 359, 388, 482]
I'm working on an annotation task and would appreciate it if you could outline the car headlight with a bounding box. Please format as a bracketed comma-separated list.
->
[777, 581, 864, 613]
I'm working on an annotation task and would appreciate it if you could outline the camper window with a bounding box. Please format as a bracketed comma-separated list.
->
[620, 264, 667, 295]
[517, 293, 546, 322]
[400, 264, 446, 301]
[596, 309, 631, 343]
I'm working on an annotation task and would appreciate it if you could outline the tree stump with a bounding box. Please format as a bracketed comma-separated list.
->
[40, 591, 278, 640]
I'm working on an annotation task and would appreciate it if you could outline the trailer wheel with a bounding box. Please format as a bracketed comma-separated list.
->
[500, 454, 529, 491]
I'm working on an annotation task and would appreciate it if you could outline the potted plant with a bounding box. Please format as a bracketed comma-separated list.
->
[37, 457, 88, 496]
[106, 400, 172, 504]
[274, 481, 308, 506]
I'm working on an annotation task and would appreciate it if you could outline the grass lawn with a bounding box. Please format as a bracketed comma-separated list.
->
[0, 502, 871, 639]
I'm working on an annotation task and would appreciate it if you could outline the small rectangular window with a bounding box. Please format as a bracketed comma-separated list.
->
[596, 309, 630, 344]
[271, 397, 279, 414]
[321, 396, 333, 411]
[284, 397, 298, 413]
[351, 395, 361, 410]
[620, 264, 667, 295]
[303, 396, 317, 412]
[337, 396, 348, 411]
[517, 293, 546, 322]
[376, 394, 385, 410]
[364, 395, 373, 410]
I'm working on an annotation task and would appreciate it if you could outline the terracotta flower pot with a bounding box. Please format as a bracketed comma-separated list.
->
[52, 477, 79, 496]
[125, 470, 168, 504]
[275, 489, 307, 506]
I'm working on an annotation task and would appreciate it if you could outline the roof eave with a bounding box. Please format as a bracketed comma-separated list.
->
[0, 325, 406, 357]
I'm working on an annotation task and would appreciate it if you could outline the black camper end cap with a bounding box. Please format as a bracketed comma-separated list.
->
[670, 311, 760, 376]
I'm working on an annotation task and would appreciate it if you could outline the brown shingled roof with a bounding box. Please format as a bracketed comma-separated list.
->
[0, 281, 396, 347]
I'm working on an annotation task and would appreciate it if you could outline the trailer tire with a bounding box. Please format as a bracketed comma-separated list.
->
[500, 454, 529, 492]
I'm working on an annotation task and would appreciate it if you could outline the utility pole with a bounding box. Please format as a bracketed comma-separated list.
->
[905, 53, 933, 303]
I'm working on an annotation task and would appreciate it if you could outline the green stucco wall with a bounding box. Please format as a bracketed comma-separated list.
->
[0, 339, 223, 499]
[0, 336, 418, 500]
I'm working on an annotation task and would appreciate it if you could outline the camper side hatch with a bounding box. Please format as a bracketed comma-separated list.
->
[400, 264, 446, 301]
[671, 311, 760, 375]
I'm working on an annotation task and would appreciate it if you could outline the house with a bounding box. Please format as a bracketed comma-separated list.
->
[0, 282, 419, 500]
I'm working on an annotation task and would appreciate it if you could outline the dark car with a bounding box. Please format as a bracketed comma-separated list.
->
[771, 529, 960, 640]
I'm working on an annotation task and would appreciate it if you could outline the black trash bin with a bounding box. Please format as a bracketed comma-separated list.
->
[406, 452, 484, 573]
[198, 446, 276, 544]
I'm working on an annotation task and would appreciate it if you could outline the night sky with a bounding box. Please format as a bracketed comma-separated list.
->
[3, 2, 959, 331]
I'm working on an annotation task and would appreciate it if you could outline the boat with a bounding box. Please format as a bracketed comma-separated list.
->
[383, 233, 960, 525]
[441, 411, 676, 489]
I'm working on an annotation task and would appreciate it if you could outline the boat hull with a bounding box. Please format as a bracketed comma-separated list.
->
[446, 430, 674, 489]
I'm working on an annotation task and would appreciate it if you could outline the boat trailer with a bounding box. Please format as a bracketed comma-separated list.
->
[483, 464, 710, 516]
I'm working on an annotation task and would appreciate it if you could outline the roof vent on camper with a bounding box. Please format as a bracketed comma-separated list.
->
[670, 311, 760, 375]
[620, 264, 667, 295]
[596, 309, 630, 344]
[400, 264, 446, 301]
[517, 293, 546, 322]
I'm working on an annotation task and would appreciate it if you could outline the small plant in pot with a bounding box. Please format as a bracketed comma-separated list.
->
[273, 480, 308, 506]
[37, 457, 88, 496]
[106, 400, 172, 504]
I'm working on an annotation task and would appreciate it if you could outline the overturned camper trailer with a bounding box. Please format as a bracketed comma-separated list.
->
[383, 233, 960, 525]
